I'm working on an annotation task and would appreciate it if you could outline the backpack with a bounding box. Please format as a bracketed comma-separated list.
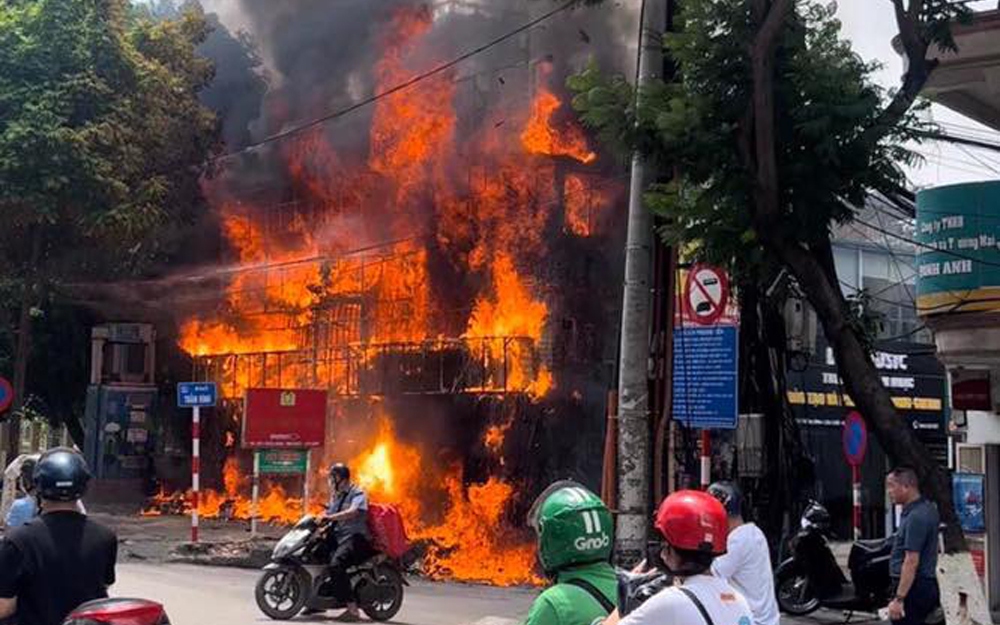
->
[367, 503, 411, 559]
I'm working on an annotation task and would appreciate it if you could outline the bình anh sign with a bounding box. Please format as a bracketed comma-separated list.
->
[916, 181, 1000, 316]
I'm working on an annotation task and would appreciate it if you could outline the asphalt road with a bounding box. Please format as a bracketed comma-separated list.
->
[112, 563, 872, 625]
[113, 563, 538, 625]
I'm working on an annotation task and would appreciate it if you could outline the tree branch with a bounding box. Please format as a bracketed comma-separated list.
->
[864, 0, 937, 145]
[750, 0, 792, 222]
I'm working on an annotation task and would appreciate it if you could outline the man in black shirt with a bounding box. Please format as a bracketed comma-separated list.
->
[886, 466, 940, 625]
[0, 448, 117, 625]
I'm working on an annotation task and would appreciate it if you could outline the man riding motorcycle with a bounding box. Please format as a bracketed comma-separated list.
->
[524, 482, 617, 625]
[322, 463, 373, 622]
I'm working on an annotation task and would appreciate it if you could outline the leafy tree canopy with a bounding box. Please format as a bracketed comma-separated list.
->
[0, 0, 221, 280]
[568, 0, 965, 282]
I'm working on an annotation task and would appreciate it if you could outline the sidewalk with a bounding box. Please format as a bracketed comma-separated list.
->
[89, 506, 285, 566]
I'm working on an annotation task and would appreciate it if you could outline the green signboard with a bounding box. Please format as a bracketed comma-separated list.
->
[916, 181, 1000, 316]
[258, 449, 309, 475]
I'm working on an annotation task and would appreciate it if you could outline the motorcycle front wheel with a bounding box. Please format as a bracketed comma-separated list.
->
[360, 564, 405, 622]
[775, 566, 820, 616]
[255, 566, 310, 620]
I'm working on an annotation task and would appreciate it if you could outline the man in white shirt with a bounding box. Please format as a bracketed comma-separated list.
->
[604, 490, 754, 625]
[708, 482, 780, 625]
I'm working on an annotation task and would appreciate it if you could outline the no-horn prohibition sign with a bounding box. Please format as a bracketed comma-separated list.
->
[685, 265, 730, 326]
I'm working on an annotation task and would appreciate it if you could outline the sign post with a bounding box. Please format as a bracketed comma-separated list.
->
[674, 265, 740, 489]
[177, 382, 218, 543]
[251, 450, 260, 537]
[303, 450, 311, 516]
[842, 411, 868, 540]
[700, 430, 712, 489]
[242, 390, 326, 536]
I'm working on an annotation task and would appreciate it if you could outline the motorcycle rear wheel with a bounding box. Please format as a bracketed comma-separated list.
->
[256, 566, 310, 620]
[360, 565, 405, 622]
[776, 566, 820, 616]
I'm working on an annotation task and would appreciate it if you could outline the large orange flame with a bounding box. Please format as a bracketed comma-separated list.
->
[163, 5, 615, 587]
[521, 89, 597, 164]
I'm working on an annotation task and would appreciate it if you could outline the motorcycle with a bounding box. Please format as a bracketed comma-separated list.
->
[254, 515, 406, 621]
[63, 598, 169, 625]
[774, 501, 942, 623]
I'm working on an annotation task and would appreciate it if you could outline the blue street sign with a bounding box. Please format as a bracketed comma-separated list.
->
[672, 326, 739, 429]
[177, 382, 218, 408]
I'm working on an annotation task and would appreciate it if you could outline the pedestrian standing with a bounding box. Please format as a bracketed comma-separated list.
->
[886, 467, 940, 625]
[707, 482, 780, 625]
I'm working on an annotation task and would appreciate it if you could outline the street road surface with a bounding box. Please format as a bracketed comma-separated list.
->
[113, 563, 862, 625]
[113, 563, 538, 625]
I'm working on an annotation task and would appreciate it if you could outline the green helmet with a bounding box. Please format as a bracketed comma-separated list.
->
[529, 482, 613, 573]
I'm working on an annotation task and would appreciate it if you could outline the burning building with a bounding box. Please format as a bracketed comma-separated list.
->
[146, 0, 637, 586]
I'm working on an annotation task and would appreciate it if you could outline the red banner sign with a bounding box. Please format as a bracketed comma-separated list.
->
[952, 370, 991, 412]
[242, 388, 327, 448]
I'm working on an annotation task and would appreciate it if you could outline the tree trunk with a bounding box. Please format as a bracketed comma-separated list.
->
[8, 227, 43, 457]
[770, 234, 966, 551]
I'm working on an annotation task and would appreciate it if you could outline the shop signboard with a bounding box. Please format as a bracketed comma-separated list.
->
[916, 181, 1000, 315]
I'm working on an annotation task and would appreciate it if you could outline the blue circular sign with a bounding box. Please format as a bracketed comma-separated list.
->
[842, 411, 868, 466]
[0, 377, 12, 413]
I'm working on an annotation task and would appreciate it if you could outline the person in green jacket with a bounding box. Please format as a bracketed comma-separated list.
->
[524, 482, 618, 625]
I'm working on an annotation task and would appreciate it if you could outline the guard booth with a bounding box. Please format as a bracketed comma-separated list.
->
[82, 323, 158, 502]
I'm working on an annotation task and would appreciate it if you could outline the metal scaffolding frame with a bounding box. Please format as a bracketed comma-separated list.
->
[192, 335, 542, 399]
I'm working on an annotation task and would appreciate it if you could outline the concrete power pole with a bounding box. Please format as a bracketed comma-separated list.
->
[615, 0, 667, 564]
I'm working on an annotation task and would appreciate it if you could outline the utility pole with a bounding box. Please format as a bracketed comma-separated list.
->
[615, 0, 667, 564]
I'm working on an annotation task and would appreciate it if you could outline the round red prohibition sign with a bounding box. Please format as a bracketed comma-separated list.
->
[685, 265, 730, 326]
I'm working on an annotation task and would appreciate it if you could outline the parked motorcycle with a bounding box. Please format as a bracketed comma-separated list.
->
[254, 515, 406, 621]
[63, 598, 170, 625]
[775, 501, 941, 624]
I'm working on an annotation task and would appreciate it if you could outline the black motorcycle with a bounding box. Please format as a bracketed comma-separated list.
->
[254, 515, 406, 621]
[775, 501, 941, 623]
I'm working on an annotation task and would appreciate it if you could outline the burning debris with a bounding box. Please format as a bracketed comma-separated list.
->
[148, 1, 627, 587]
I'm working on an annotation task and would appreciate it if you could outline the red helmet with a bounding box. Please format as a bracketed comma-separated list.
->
[654, 490, 728, 555]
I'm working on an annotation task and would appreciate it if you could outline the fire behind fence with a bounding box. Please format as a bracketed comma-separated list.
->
[147, 2, 629, 587]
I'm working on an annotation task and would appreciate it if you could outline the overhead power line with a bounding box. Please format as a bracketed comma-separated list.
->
[852, 217, 1000, 271]
[912, 129, 1000, 155]
[208, 0, 580, 165]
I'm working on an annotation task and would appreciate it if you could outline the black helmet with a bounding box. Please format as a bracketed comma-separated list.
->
[328, 463, 350, 482]
[802, 500, 831, 530]
[707, 481, 742, 517]
[34, 447, 91, 501]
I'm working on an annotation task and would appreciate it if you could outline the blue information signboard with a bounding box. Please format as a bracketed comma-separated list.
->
[177, 382, 218, 408]
[672, 326, 739, 429]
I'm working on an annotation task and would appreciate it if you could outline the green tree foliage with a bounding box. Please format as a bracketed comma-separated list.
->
[0, 0, 221, 435]
[569, 0, 973, 551]
[571, 1, 949, 279]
